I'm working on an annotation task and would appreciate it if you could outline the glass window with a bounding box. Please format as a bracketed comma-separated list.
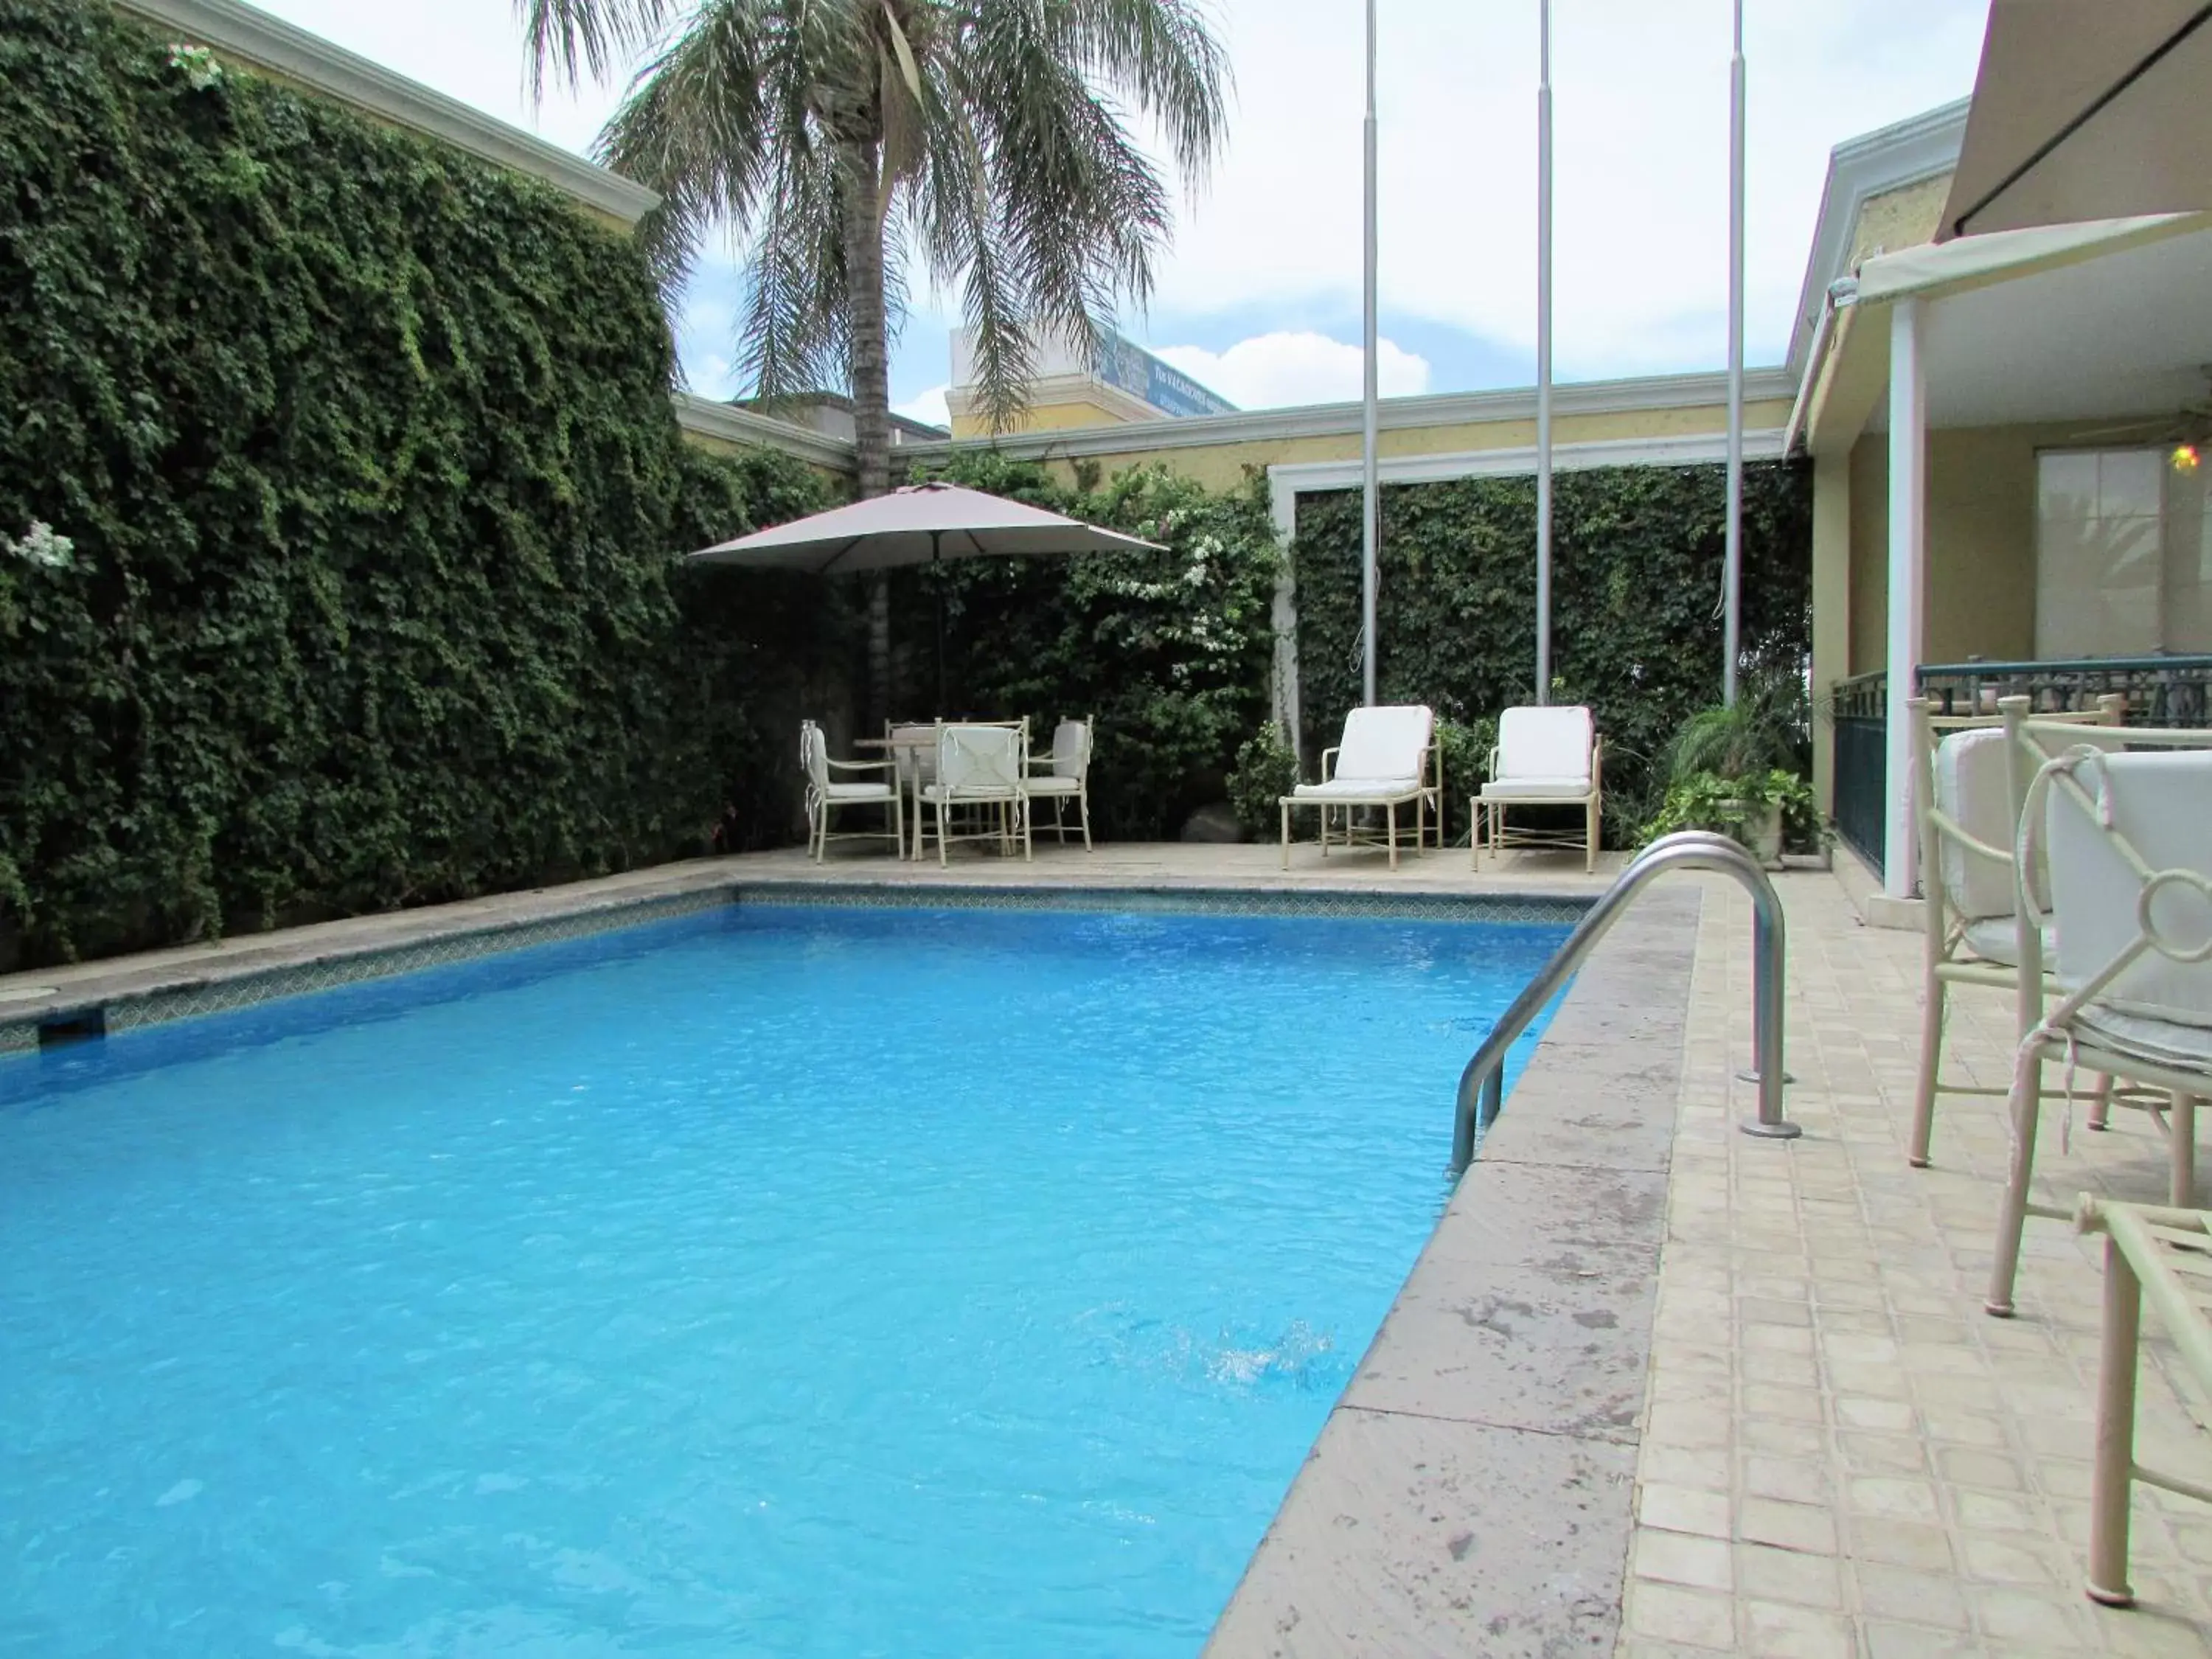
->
[2035, 447, 2209, 657]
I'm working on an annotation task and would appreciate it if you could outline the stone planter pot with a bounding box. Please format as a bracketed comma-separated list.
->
[1718, 799, 1786, 869]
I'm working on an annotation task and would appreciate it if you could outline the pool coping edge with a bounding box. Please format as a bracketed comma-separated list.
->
[1200, 883, 1700, 1658]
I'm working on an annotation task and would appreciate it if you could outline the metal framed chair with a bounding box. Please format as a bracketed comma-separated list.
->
[1021, 717, 1093, 849]
[919, 720, 1031, 866]
[1986, 714, 2212, 1317]
[799, 720, 902, 863]
[1475, 705, 1601, 873]
[1278, 704, 1439, 871]
[1907, 695, 2124, 1167]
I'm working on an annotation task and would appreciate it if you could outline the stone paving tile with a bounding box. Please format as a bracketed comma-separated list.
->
[1617, 871, 2212, 1656]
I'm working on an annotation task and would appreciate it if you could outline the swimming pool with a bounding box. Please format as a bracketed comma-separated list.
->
[0, 901, 1573, 1657]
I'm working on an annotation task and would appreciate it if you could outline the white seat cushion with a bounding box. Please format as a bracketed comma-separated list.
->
[824, 781, 894, 801]
[1332, 705, 1433, 781]
[1292, 775, 1422, 799]
[2076, 1006, 2212, 1072]
[1495, 706, 1593, 787]
[1022, 775, 1082, 796]
[1959, 916, 2055, 969]
[920, 782, 1017, 802]
[1480, 776, 1594, 801]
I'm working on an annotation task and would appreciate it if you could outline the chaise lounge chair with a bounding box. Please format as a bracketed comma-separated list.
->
[1278, 704, 1439, 871]
[1474, 706, 1601, 872]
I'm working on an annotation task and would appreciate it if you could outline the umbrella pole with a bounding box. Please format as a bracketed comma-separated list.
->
[933, 531, 946, 715]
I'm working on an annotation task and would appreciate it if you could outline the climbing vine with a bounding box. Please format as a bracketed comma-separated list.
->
[0, 0, 836, 967]
[1292, 462, 1812, 838]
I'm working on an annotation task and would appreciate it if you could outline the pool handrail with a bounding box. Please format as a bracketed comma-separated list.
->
[1451, 830, 1796, 1172]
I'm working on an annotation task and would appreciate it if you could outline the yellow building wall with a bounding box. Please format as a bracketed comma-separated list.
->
[1841, 423, 2063, 678]
[1809, 449, 1851, 811]
[948, 392, 1140, 441]
[1004, 397, 1798, 494]
[1848, 175, 1950, 265]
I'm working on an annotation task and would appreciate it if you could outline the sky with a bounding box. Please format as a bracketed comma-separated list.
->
[251, 0, 1993, 427]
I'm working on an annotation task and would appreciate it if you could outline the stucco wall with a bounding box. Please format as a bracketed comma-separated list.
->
[1839, 422, 2072, 678]
[1848, 175, 1950, 265]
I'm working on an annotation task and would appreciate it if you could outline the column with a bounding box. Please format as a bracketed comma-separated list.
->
[1884, 296, 1927, 899]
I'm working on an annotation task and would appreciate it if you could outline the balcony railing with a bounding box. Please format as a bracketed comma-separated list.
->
[1829, 655, 2212, 880]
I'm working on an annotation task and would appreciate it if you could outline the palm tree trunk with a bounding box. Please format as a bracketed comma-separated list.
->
[839, 140, 895, 721]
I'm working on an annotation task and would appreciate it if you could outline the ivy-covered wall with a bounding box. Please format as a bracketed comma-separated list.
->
[1293, 462, 1812, 835]
[891, 453, 1281, 840]
[0, 0, 843, 968]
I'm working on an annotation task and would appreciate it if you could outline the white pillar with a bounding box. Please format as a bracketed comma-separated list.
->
[1884, 296, 1927, 899]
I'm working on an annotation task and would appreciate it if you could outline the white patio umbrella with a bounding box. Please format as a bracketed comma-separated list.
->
[687, 480, 1164, 708]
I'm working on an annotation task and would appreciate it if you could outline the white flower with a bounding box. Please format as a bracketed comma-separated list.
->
[4, 521, 75, 570]
[167, 44, 225, 91]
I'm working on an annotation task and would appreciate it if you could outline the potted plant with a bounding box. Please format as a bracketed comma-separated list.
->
[1644, 678, 1817, 866]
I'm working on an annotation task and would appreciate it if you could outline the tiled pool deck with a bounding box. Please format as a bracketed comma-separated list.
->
[6, 841, 2211, 1655]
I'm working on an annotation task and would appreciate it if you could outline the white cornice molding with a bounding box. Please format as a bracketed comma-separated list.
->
[672, 393, 857, 471]
[113, 0, 661, 226]
[1263, 430, 1789, 540]
[1787, 98, 1968, 374]
[902, 367, 1798, 466]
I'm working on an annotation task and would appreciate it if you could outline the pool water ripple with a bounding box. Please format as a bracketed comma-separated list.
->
[0, 904, 1569, 1657]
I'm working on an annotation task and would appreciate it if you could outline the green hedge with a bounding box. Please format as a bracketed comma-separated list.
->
[893, 453, 1281, 839]
[1292, 462, 1812, 838]
[0, 0, 838, 967]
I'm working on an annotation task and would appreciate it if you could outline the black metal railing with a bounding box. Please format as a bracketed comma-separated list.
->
[1826, 655, 2212, 883]
[1831, 669, 1888, 876]
[1917, 655, 2212, 727]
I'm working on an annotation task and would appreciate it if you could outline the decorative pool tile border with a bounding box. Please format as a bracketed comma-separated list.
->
[734, 882, 1591, 927]
[0, 878, 1594, 1055]
[0, 888, 737, 1053]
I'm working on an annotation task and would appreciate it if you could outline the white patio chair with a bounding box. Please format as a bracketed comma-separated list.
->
[919, 720, 1032, 867]
[799, 720, 902, 863]
[1277, 704, 1439, 871]
[1907, 696, 2124, 1168]
[1022, 717, 1093, 849]
[1986, 737, 2212, 1318]
[1474, 705, 1601, 873]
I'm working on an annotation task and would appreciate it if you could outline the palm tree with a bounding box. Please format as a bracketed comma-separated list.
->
[521, 0, 1231, 503]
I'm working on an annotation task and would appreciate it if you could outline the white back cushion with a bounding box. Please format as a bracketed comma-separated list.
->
[1050, 720, 1089, 779]
[1336, 704, 1433, 780]
[801, 723, 830, 791]
[1933, 728, 2019, 922]
[1497, 706, 1593, 784]
[937, 724, 1023, 793]
[2046, 750, 2212, 1029]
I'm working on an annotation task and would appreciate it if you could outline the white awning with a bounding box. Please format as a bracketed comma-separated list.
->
[1850, 214, 2202, 306]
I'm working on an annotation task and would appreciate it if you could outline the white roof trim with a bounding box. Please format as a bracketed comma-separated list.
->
[1786, 99, 1968, 372]
[672, 394, 858, 470]
[900, 367, 1797, 465]
[114, 0, 660, 226]
[1263, 430, 1790, 539]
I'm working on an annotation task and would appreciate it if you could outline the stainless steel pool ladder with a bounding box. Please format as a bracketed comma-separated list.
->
[1452, 830, 1797, 1172]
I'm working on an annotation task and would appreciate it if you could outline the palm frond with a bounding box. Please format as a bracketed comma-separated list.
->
[517, 0, 675, 98]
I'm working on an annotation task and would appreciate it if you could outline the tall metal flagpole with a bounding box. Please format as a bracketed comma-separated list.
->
[1534, 0, 1553, 704]
[1360, 0, 1380, 707]
[1722, 0, 1747, 706]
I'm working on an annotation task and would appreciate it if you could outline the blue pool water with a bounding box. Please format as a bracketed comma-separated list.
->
[0, 903, 1571, 1658]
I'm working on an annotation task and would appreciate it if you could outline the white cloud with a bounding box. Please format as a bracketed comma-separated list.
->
[1153, 333, 1429, 408]
[895, 385, 951, 428]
